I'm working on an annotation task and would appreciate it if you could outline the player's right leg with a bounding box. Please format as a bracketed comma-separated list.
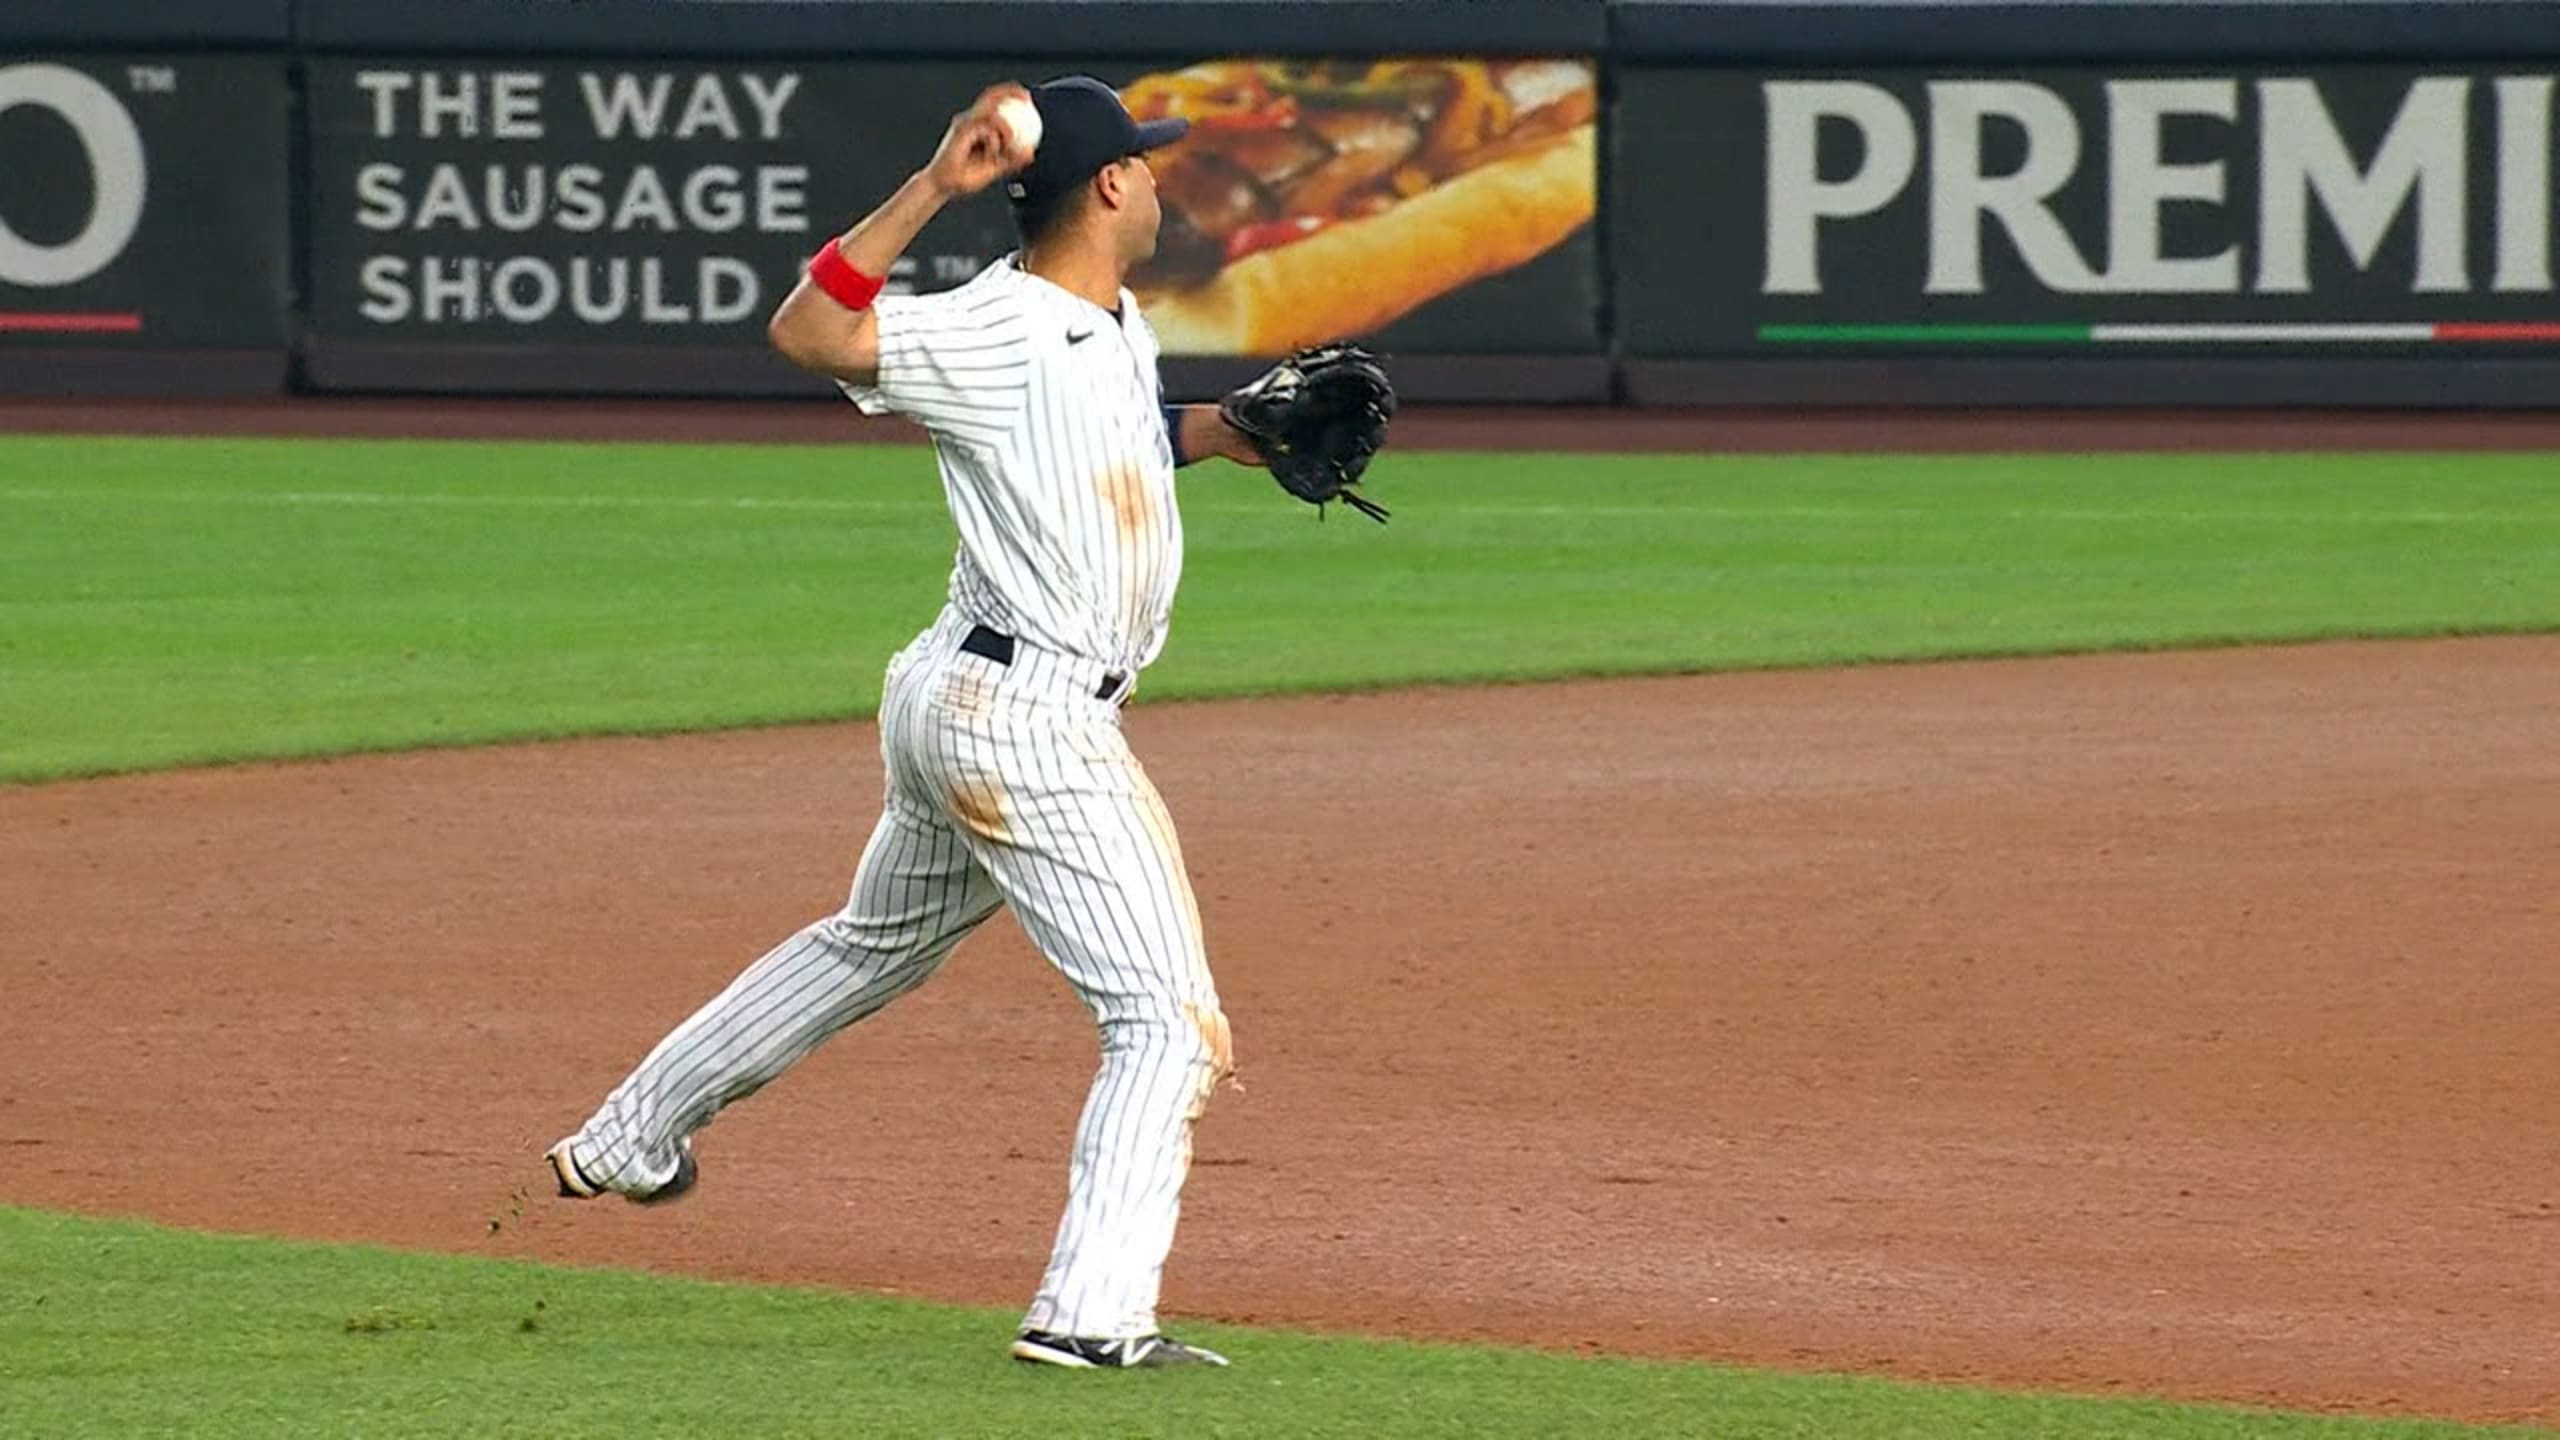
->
[550, 796, 1000, 1199]
[549, 644, 1000, 1200]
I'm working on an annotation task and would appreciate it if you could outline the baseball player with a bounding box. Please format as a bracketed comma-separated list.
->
[541, 76, 1392, 1370]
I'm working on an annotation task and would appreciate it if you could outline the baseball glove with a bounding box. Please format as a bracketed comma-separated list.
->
[1217, 343, 1397, 523]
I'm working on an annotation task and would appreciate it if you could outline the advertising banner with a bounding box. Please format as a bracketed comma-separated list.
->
[305, 56, 1600, 371]
[0, 54, 290, 348]
[1617, 65, 2560, 356]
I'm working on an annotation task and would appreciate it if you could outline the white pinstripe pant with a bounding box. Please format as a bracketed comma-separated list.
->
[565, 607, 1233, 1340]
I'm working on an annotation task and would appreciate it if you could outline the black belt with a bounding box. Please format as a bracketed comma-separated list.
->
[961, 624, 1128, 702]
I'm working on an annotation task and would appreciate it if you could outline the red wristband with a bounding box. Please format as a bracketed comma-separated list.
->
[807, 241, 884, 311]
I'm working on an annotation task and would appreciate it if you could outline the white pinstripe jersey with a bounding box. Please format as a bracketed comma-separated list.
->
[839, 254, 1182, 675]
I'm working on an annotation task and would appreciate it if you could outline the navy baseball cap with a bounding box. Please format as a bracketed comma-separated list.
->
[1003, 76, 1190, 218]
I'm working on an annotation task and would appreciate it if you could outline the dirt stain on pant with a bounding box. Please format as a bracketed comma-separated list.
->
[1183, 999, 1237, 1108]
[948, 774, 1008, 844]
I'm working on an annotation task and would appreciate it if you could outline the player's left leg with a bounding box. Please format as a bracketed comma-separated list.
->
[930, 704, 1234, 1345]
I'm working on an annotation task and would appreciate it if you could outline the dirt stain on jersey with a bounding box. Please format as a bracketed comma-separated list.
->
[1096, 460, 1155, 543]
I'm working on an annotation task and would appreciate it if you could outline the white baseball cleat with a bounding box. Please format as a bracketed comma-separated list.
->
[545, 1136, 697, 1206]
[1010, 1329, 1230, 1368]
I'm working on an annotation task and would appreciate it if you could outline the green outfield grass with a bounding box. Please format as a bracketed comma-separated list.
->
[0, 1208, 2536, 1440]
[3, 434, 2556, 782]
[7, 434, 2557, 1434]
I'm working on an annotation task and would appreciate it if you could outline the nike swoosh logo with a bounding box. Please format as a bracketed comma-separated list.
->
[1067, 329, 1094, 345]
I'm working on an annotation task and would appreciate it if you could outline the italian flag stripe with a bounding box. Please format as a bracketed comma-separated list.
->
[1759, 322, 2560, 344]
[2433, 322, 2560, 341]
[1758, 324, 2092, 343]
[2091, 323, 2432, 342]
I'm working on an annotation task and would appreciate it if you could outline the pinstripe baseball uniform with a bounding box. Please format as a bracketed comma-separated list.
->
[552, 253, 1232, 1343]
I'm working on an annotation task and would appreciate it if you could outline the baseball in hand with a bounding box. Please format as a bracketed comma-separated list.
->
[992, 94, 1042, 165]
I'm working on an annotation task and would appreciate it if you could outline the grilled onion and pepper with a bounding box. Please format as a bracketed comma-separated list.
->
[1124, 61, 1597, 288]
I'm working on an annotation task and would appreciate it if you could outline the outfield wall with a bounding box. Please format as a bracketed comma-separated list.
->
[5, 0, 2557, 406]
